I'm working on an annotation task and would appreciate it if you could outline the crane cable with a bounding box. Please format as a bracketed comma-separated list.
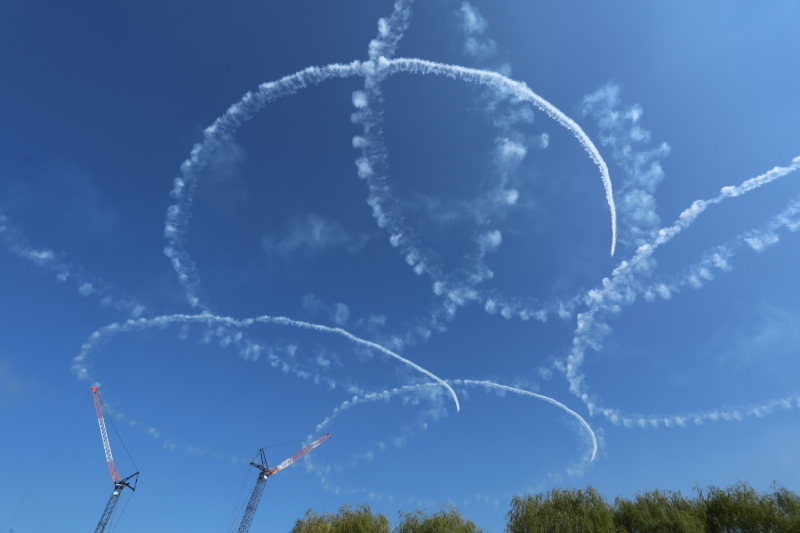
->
[3, 390, 90, 531]
[224, 439, 309, 533]
[97, 394, 139, 533]
[99, 395, 139, 473]
[226, 450, 260, 533]
[264, 438, 305, 450]
[322, 436, 331, 514]
[109, 485, 135, 533]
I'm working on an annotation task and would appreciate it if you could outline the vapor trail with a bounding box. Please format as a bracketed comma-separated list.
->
[315, 379, 596, 463]
[581, 84, 670, 249]
[164, 61, 363, 310]
[72, 311, 459, 412]
[562, 156, 800, 425]
[453, 380, 597, 461]
[260, 316, 460, 411]
[315, 384, 432, 432]
[0, 209, 145, 316]
[376, 56, 617, 256]
[591, 196, 800, 428]
[351, 51, 619, 335]
[367, 0, 413, 62]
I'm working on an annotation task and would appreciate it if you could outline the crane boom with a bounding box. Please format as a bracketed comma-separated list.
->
[268, 433, 331, 475]
[91, 386, 121, 482]
[90, 387, 138, 533]
[234, 433, 331, 533]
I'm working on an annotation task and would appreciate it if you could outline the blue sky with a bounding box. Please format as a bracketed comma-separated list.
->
[2, 1, 799, 532]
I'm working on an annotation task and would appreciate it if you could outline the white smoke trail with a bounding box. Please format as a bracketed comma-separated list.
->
[315, 383, 436, 433]
[89, 389, 256, 465]
[560, 157, 800, 425]
[452, 380, 597, 462]
[350, 56, 619, 343]
[590, 196, 800, 428]
[10, 0, 795, 496]
[163, 8, 615, 346]
[164, 61, 364, 310]
[349, 51, 619, 345]
[71, 311, 459, 411]
[0, 209, 145, 316]
[263, 316, 459, 411]
[0, 210, 70, 279]
[581, 84, 670, 249]
[597, 393, 800, 430]
[304, 379, 597, 502]
[367, 0, 413, 62]
[376, 56, 617, 256]
[315, 380, 596, 462]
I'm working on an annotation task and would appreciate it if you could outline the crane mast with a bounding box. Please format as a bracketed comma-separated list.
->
[237, 449, 270, 533]
[91, 386, 138, 533]
[234, 433, 331, 533]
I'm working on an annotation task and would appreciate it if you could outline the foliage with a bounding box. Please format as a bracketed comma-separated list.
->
[613, 489, 704, 533]
[396, 505, 484, 533]
[293, 482, 800, 533]
[506, 486, 616, 533]
[696, 481, 800, 533]
[291, 503, 391, 533]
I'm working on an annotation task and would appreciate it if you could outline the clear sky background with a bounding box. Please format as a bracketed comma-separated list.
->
[2, 1, 799, 532]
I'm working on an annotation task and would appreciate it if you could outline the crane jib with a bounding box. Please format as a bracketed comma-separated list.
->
[91, 386, 122, 483]
[90, 387, 139, 533]
[235, 433, 331, 533]
[273, 433, 331, 473]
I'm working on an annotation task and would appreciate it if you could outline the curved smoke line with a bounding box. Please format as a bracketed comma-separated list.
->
[562, 157, 800, 426]
[315, 380, 597, 462]
[376, 57, 617, 256]
[164, 61, 365, 311]
[71, 312, 459, 412]
[453, 379, 597, 462]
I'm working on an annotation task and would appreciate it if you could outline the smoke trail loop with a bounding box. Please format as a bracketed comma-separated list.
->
[71, 312, 460, 412]
[375, 56, 617, 256]
[453, 379, 597, 461]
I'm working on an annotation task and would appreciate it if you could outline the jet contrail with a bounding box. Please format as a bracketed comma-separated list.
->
[164, 61, 364, 311]
[348, 44, 618, 340]
[259, 316, 460, 411]
[560, 157, 800, 425]
[43, 0, 799, 488]
[0, 209, 145, 316]
[367, 0, 413, 62]
[315, 384, 430, 432]
[581, 84, 670, 249]
[314, 379, 596, 462]
[72, 311, 460, 412]
[589, 196, 800, 428]
[163, 6, 617, 343]
[452, 379, 597, 462]
[375, 56, 617, 256]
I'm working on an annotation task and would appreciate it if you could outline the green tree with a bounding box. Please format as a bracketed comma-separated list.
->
[291, 503, 391, 533]
[506, 486, 616, 533]
[613, 489, 704, 533]
[395, 505, 484, 533]
[697, 481, 800, 533]
[768, 483, 800, 533]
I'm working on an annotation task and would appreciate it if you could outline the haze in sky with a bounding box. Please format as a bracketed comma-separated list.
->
[1, 1, 799, 532]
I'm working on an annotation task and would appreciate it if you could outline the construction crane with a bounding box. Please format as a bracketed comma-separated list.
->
[234, 433, 331, 533]
[91, 386, 139, 533]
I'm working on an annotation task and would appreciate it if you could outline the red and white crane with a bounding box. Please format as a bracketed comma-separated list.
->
[233, 433, 331, 533]
[91, 386, 138, 533]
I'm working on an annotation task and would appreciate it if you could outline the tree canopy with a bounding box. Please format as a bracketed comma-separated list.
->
[291, 482, 799, 533]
